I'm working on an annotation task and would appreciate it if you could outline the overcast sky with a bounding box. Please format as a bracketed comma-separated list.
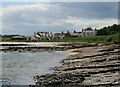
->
[1, 2, 118, 35]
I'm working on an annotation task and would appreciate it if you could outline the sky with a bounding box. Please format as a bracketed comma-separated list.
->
[0, 1, 119, 35]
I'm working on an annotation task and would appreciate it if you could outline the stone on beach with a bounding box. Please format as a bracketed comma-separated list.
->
[33, 43, 120, 87]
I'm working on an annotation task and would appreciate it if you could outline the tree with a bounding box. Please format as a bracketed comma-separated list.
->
[85, 27, 92, 30]
[96, 24, 120, 36]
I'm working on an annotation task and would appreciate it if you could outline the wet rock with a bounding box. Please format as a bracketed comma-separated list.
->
[32, 43, 120, 87]
[33, 73, 85, 86]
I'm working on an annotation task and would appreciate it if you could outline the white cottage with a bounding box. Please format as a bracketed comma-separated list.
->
[81, 28, 96, 37]
[34, 32, 54, 40]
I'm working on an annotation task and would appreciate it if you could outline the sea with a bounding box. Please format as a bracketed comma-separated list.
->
[0, 46, 69, 86]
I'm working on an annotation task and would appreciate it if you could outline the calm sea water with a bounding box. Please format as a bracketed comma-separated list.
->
[0, 51, 69, 85]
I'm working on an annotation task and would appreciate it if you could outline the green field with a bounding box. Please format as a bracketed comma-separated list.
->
[1, 32, 120, 44]
[45, 33, 120, 43]
[1, 37, 11, 42]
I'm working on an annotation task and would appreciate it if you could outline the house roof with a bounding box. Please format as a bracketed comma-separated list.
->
[70, 33, 81, 36]
[12, 36, 30, 39]
[54, 33, 66, 35]
[37, 32, 49, 34]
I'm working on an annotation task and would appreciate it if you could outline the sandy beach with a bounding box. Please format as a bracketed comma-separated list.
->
[0, 42, 69, 46]
[65, 49, 79, 55]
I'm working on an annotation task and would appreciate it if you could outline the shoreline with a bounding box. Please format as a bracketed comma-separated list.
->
[64, 48, 79, 56]
[0, 42, 70, 45]
[1, 42, 98, 53]
[1, 42, 120, 86]
[32, 43, 120, 87]
[0, 42, 72, 52]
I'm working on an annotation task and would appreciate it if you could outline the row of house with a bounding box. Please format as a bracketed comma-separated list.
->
[34, 28, 96, 40]
[11, 28, 96, 41]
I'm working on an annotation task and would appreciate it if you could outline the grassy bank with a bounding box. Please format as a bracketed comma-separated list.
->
[1, 33, 120, 44]
[1, 37, 11, 42]
[41, 32, 120, 43]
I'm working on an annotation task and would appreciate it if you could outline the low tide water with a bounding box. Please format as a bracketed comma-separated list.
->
[0, 51, 69, 86]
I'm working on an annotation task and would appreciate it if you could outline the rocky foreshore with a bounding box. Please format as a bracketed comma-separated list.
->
[0, 42, 70, 52]
[1, 46, 73, 52]
[32, 42, 120, 87]
[1, 42, 97, 52]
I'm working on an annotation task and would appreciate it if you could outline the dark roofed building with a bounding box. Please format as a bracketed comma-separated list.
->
[69, 32, 82, 37]
[54, 33, 65, 39]
[11, 36, 31, 41]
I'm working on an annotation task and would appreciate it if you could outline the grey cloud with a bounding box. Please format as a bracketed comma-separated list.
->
[58, 2, 118, 19]
[2, 2, 118, 35]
